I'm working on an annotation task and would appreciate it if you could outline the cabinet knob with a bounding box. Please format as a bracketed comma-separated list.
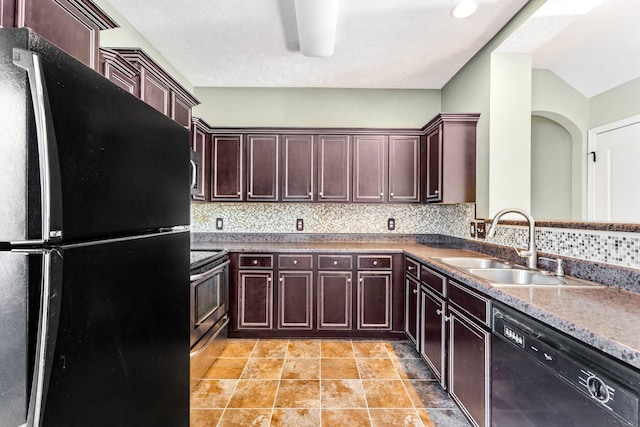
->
[319, 192, 324, 197]
[412, 289, 418, 294]
[253, 260, 258, 265]
[333, 260, 338, 265]
[279, 277, 283, 282]
[348, 278, 351, 283]
[308, 192, 312, 196]
[434, 190, 439, 194]
[436, 309, 443, 315]
[408, 266, 415, 270]
[293, 259, 298, 265]
[359, 278, 363, 283]
[380, 192, 384, 197]
[390, 193, 394, 197]
[248, 191, 252, 196]
[373, 260, 378, 266]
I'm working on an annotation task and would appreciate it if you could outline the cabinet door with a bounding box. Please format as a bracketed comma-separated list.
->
[171, 92, 192, 128]
[420, 287, 446, 388]
[237, 270, 273, 329]
[353, 135, 386, 202]
[317, 271, 352, 330]
[139, 68, 171, 116]
[247, 135, 279, 201]
[317, 135, 350, 201]
[278, 271, 313, 329]
[405, 276, 419, 347]
[389, 135, 420, 202]
[425, 125, 443, 202]
[281, 135, 314, 201]
[190, 125, 208, 201]
[211, 135, 244, 200]
[15, 0, 113, 69]
[448, 306, 490, 427]
[357, 271, 392, 330]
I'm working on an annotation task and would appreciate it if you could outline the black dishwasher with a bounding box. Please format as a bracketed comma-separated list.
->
[491, 302, 640, 427]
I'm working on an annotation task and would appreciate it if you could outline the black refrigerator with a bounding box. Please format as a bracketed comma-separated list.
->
[0, 28, 191, 427]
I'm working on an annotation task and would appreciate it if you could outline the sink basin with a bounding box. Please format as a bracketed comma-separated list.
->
[467, 268, 566, 286]
[434, 257, 515, 270]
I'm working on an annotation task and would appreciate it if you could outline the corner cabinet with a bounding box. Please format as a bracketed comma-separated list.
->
[423, 113, 479, 203]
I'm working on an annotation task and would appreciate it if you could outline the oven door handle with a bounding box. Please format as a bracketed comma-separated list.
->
[190, 260, 230, 282]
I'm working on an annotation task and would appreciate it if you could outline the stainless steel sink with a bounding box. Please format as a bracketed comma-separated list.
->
[433, 257, 515, 270]
[467, 268, 565, 286]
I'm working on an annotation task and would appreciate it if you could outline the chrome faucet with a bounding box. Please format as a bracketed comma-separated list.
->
[487, 208, 537, 269]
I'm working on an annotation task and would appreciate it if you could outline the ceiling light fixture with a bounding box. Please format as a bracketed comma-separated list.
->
[294, 0, 339, 57]
[452, 0, 478, 19]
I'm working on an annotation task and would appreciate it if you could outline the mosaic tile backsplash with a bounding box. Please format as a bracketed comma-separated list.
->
[191, 202, 640, 270]
[191, 202, 476, 237]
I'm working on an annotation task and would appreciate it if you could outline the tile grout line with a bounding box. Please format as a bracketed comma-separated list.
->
[216, 339, 259, 427]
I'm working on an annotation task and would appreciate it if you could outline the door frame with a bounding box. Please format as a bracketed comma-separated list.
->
[587, 113, 640, 220]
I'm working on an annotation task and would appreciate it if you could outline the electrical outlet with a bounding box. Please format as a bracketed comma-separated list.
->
[476, 221, 486, 239]
[215, 218, 224, 230]
[296, 218, 304, 231]
[387, 218, 395, 231]
[470, 221, 476, 238]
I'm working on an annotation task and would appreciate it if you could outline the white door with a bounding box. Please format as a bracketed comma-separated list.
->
[588, 116, 640, 222]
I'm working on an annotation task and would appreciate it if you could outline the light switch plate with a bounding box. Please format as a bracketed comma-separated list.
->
[215, 218, 224, 230]
[476, 221, 486, 239]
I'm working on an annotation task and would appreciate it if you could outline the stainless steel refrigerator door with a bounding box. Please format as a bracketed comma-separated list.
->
[0, 28, 190, 245]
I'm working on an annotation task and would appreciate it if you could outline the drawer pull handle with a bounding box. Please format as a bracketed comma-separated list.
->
[373, 260, 378, 266]
[293, 259, 298, 265]
[333, 260, 338, 265]
[253, 260, 258, 265]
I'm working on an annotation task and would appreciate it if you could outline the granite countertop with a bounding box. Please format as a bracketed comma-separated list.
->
[192, 240, 640, 370]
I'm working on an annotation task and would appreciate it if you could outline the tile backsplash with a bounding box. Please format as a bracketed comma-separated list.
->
[191, 202, 639, 270]
[191, 202, 476, 236]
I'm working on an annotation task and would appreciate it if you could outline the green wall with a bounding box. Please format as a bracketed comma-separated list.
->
[192, 87, 441, 129]
[590, 76, 640, 128]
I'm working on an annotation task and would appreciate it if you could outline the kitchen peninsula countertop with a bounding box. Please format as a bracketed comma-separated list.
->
[192, 240, 640, 370]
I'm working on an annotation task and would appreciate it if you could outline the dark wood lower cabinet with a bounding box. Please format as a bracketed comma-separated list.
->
[317, 271, 352, 330]
[237, 270, 273, 329]
[230, 252, 402, 338]
[278, 271, 313, 329]
[420, 286, 446, 388]
[357, 271, 392, 330]
[448, 306, 490, 427]
[405, 276, 419, 346]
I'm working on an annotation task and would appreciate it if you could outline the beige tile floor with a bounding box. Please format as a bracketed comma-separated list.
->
[191, 339, 470, 427]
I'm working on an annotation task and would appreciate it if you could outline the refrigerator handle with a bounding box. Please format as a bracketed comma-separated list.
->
[189, 159, 197, 191]
[21, 250, 63, 427]
[13, 49, 63, 245]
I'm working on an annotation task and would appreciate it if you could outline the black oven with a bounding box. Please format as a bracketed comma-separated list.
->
[492, 303, 640, 427]
[189, 250, 229, 389]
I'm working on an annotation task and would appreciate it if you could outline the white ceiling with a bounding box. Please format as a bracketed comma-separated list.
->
[103, 0, 640, 97]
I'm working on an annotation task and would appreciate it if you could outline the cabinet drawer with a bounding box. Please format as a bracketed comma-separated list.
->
[278, 254, 313, 270]
[318, 255, 352, 270]
[448, 280, 491, 326]
[405, 257, 420, 279]
[420, 265, 446, 296]
[357, 255, 392, 270]
[238, 254, 273, 269]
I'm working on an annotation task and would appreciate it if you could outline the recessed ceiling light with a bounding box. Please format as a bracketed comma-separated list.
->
[452, 0, 478, 19]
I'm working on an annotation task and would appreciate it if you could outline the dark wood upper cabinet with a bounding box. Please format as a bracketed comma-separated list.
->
[423, 114, 479, 203]
[246, 134, 279, 201]
[99, 48, 139, 95]
[4, 0, 116, 70]
[281, 135, 315, 202]
[317, 135, 351, 202]
[353, 135, 386, 203]
[211, 134, 244, 201]
[110, 49, 199, 127]
[389, 135, 421, 203]
[190, 119, 209, 202]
